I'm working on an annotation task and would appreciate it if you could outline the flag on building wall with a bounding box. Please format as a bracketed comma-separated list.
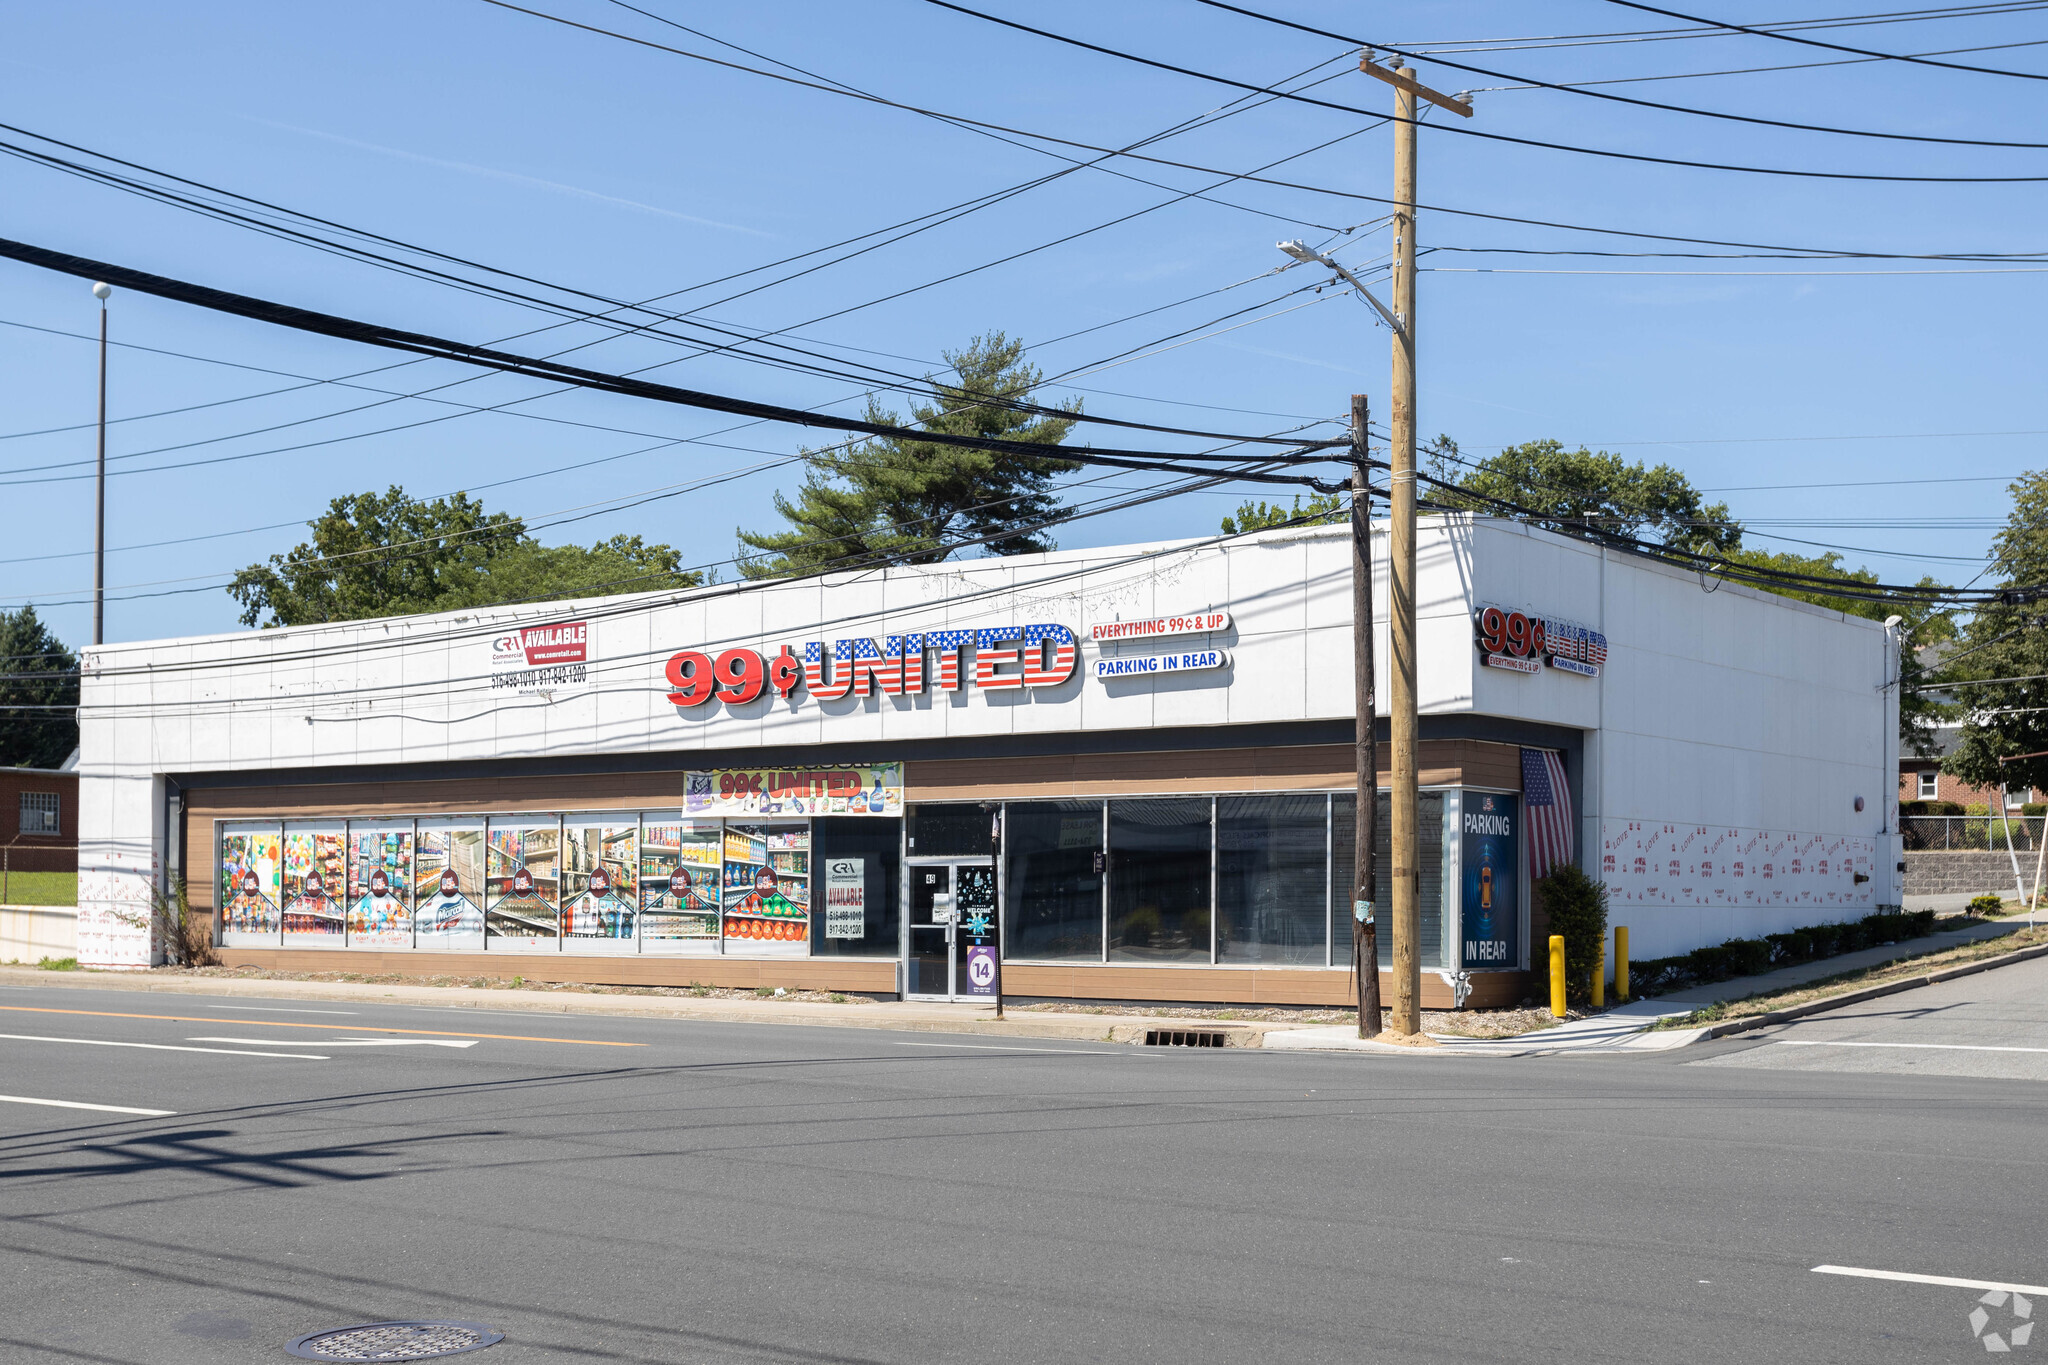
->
[1521, 748, 1574, 880]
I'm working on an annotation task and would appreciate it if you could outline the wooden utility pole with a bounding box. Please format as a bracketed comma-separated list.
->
[1359, 55, 1468, 1040]
[1350, 393, 1380, 1039]
[1386, 65, 1423, 1038]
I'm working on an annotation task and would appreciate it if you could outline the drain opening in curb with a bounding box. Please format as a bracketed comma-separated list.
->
[1144, 1029, 1227, 1047]
[285, 1320, 505, 1361]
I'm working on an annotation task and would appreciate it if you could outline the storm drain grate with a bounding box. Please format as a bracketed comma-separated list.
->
[285, 1321, 504, 1361]
[1144, 1029, 1227, 1048]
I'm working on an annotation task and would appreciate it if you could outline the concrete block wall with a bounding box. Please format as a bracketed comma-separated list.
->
[1902, 850, 2027, 898]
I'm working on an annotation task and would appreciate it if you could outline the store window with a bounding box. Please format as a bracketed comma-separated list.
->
[640, 818, 720, 949]
[1108, 798, 1212, 963]
[1216, 794, 1328, 966]
[723, 822, 810, 952]
[1332, 791, 1449, 969]
[282, 822, 346, 943]
[218, 823, 282, 945]
[1003, 800, 1103, 960]
[347, 822, 413, 947]
[811, 817, 902, 957]
[907, 803, 994, 858]
[486, 818, 560, 943]
[416, 821, 486, 949]
[562, 817, 638, 944]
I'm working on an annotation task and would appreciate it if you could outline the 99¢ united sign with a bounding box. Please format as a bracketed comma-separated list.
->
[1473, 605, 1607, 679]
[665, 625, 1079, 708]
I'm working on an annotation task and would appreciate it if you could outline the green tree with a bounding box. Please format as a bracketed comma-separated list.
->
[1942, 471, 2048, 791]
[1220, 490, 1345, 535]
[736, 333, 1079, 578]
[0, 606, 78, 769]
[1427, 437, 1742, 555]
[229, 488, 697, 627]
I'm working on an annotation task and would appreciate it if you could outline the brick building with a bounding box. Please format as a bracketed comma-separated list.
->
[2, 752, 78, 875]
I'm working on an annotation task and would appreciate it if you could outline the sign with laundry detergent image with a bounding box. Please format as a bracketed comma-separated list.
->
[1461, 791, 1521, 970]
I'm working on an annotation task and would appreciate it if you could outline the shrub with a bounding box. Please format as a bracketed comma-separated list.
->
[1968, 893, 2006, 915]
[2025, 803, 2048, 818]
[1901, 800, 1966, 816]
[1536, 863, 1608, 1007]
[1619, 908, 1947, 997]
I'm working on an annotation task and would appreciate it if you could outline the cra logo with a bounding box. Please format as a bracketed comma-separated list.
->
[1970, 1289, 2033, 1353]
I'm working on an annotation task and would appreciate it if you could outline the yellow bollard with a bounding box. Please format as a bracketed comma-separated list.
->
[1615, 926, 1630, 1003]
[1593, 937, 1605, 1009]
[1548, 935, 1566, 1017]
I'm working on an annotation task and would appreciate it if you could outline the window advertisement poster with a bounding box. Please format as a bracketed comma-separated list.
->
[486, 819, 561, 943]
[347, 824, 413, 947]
[640, 819, 721, 946]
[722, 822, 810, 953]
[563, 819, 638, 943]
[218, 823, 282, 945]
[415, 823, 485, 949]
[282, 823, 347, 942]
[824, 856, 865, 939]
[1460, 791, 1520, 970]
[685, 763, 902, 818]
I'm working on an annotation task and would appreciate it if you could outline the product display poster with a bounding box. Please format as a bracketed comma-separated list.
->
[640, 820, 720, 943]
[415, 824, 485, 949]
[1460, 791, 1520, 970]
[347, 825, 413, 947]
[722, 822, 810, 953]
[486, 820, 561, 939]
[685, 764, 902, 818]
[219, 825, 282, 943]
[282, 824, 347, 941]
[823, 856, 865, 939]
[563, 821, 638, 941]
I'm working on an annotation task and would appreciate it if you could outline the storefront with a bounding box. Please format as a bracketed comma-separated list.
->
[75, 515, 1903, 1006]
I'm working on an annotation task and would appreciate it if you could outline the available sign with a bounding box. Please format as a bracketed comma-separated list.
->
[1473, 605, 1607, 679]
[1088, 610, 1230, 643]
[492, 620, 590, 695]
[683, 763, 903, 817]
[824, 857, 866, 939]
[1093, 648, 1229, 680]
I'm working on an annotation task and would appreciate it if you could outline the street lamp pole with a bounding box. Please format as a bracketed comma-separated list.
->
[92, 280, 111, 646]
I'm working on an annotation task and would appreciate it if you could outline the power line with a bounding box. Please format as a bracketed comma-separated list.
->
[1597, 0, 2048, 79]
[1401, 3, 2048, 54]
[922, 0, 2048, 180]
[1191, 0, 2048, 148]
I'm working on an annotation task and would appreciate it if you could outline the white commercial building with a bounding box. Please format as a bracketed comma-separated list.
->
[76, 515, 1902, 1007]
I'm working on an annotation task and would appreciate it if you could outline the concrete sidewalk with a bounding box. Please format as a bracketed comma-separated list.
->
[1265, 915, 2037, 1057]
[0, 965, 1294, 1047]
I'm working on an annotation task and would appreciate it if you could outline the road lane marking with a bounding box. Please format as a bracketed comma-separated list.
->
[0, 1032, 327, 1060]
[0, 1094, 176, 1116]
[1774, 1039, 2048, 1055]
[892, 1041, 1154, 1057]
[203, 1004, 358, 1015]
[1813, 1265, 2048, 1295]
[0, 1005, 641, 1046]
[188, 1036, 477, 1049]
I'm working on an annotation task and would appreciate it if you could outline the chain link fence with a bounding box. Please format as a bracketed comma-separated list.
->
[1901, 815, 2047, 852]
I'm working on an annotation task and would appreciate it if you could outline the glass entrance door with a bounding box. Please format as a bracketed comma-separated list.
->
[906, 860, 994, 1000]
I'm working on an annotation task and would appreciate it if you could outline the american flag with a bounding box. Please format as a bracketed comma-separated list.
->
[1521, 748, 1575, 880]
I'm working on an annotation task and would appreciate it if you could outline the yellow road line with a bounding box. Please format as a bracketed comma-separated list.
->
[0, 1004, 643, 1047]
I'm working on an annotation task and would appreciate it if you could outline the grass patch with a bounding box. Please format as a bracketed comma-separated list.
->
[1652, 923, 2048, 1029]
[1, 871, 76, 906]
[37, 956, 78, 971]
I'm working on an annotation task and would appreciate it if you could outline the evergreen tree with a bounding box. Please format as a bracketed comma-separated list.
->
[0, 606, 79, 769]
[736, 333, 1079, 578]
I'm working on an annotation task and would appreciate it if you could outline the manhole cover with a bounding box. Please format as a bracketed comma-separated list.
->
[285, 1320, 504, 1361]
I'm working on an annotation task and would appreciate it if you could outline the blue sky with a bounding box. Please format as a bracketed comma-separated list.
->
[3, 0, 2043, 647]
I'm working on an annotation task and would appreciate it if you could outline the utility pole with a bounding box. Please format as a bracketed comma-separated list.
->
[1359, 56, 1470, 1039]
[92, 280, 112, 646]
[1350, 393, 1380, 1039]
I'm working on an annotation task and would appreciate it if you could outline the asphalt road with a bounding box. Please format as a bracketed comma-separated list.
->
[1, 978, 2043, 1365]
[1693, 951, 2048, 1082]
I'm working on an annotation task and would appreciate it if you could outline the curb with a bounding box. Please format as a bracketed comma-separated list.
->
[1697, 938, 2048, 1041]
[0, 966, 1278, 1048]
